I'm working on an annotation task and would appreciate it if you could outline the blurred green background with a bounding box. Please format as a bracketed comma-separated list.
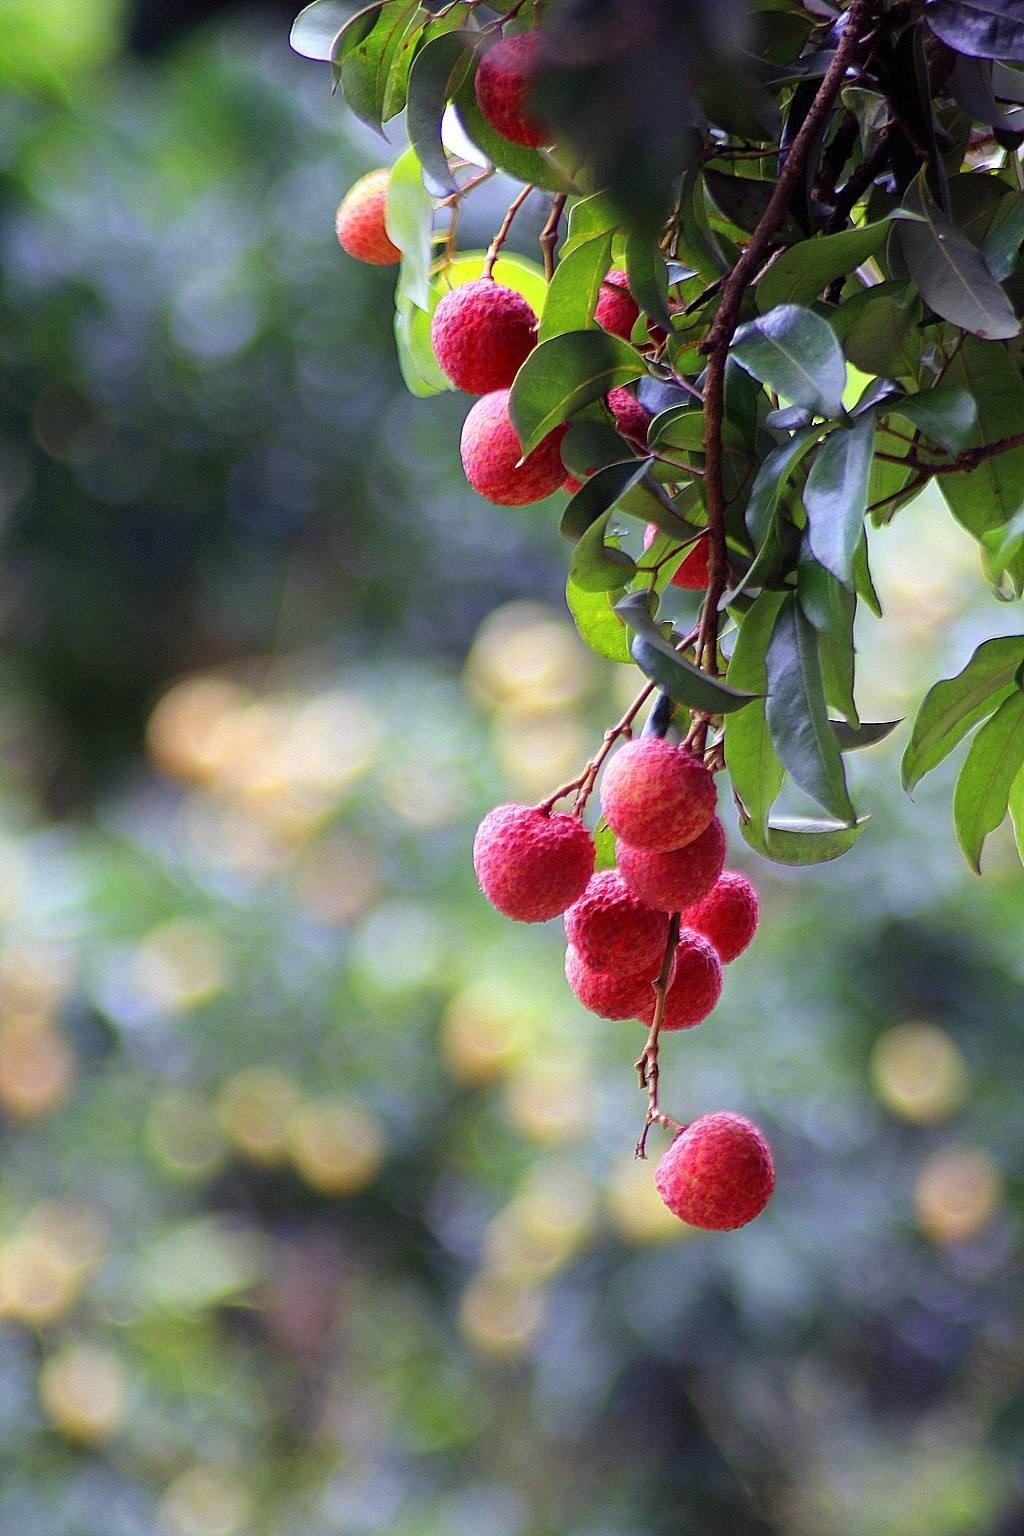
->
[1, 4, 1024, 1534]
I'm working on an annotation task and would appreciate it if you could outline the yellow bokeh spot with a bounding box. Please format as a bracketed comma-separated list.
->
[459, 1272, 545, 1358]
[217, 1069, 300, 1167]
[0, 936, 75, 1016]
[147, 676, 255, 785]
[503, 1055, 591, 1146]
[915, 1146, 1003, 1244]
[146, 1090, 224, 1179]
[131, 919, 227, 1015]
[0, 1013, 74, 1120]
[287, 1098, 384, 1195]
[605, 1153, 691, 1245]
[871, 1022, 969, 1124]
[440, 982, 534, 1086]
[467, 602, 594, 714]
[491, 706, 588, 801]
[159, 1465, 251, 1536]
[482, 1159, 596, 1281]
[291, 833, 381, 927]
[38, 1344, 128, 1445]
[275, 690, 380, 799]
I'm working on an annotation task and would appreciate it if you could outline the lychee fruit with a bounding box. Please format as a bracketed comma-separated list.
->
[607, 386, 651, 443]
[617, 817, 726, 912]
[565, 944, 673, 1021]
[595, 269, 640, 341]
[334, 169, 401, 265]
[600, 738, 716, 853]
[431, 278, 537, 394]
[473, 804, 594, 922]
[655, 1112, 775, 1230]
[564, 870, 669, 974]
[684, 871, 758, 963]
[643, 527, 710, 590]
[474, 33, 548, 148]
[461, 389, 567, 506]
[637, 929, 722, 1030]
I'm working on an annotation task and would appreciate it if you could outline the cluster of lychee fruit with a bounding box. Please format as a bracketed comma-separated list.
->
[472, 736, 774, 1232]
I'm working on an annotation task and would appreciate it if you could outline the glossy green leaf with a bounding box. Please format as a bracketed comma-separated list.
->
[539, 232, 614, 342]
[896, 170, 1020, 341]
[925, 0, 1024, 64]
[739, 814, 870, 865]
[902, 634, 1024, 791]
[509, 331, 643, 457]
[677, 165, 731, 281]
[833, 281, 922, 379]
[797, 556, 858, 725]
[394, 295, 449, 396]
[568, 511, 637, 593]
[616, 593, 757, 716]
[560, 459, 653, 542]
[887, 386, 978, 455]
[406, 31, 475, 195]
[939, 337, 1024, 538]
[724, 590, 786, 834]
[388, 144, 433, 311]
[336, 0, 421, 129]
[559, 193, 621, 257]
[732, 305, 846, 418]
[766, 595, 856, 823]
[625, 230, 672, 330]
[756, 221, 890, 312]
[1008, 764, 1024, 865]
[291, 0, 359, 59]
[832, 718, 900, 750]
[804, 412, 875, 588]
[565, 579, 632, 664]
[953, 690, 1024, 872]
[982, 189, 1024, 281]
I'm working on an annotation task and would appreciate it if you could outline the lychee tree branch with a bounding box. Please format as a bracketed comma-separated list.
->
[482, 184, 534, 278]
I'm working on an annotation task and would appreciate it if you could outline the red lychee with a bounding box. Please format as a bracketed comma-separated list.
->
[430, 278, 537, 394]
[617, 816, 726, 912]
[595, 269, 640, 341]
[461, 389, 567, 506]
[655, 1112, 775, 1230]
[474, 33, 548, 148]
[642, 527, 710, 590]
[334, 169, 401, 266]
[607, 386, 651, 443]
[473, 804, 594, 922]
[564, 944, 673, 1021]
[564, 870, 669, 975]
[600, 738, 716, 853]
[684, 871, 758, 963]
[637, 929, 722, 1030]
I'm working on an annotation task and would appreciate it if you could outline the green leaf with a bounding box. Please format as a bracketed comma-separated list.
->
[290, 0, 359, 59]
[797, 556, 858, 725]
[981, 506, 1024, 594]
[616, 593, 757, 716]
[406, 31, 475, 195]
[724, 425, 819, 602]
[853, 533, 882, 617]
[509, 331, 643, 457]
[559, 193, 621, 257]
[337, 0, 422, 130]
[804, 412, 875, 588]
[732, 304, 846, 419]
[982, 189, 1024, 281]
[953, 690, 1024, 873]
[833, 281, 922, 379]
[896, 169, 1020, 341]
[568, 511, 638, 593]
[388, 144, 434, 311]
[1008, 764, 1024, 865]
[560, 459, 653, 542]
[704, 168, 801, 242]
[739, 814, 870, 865]
[766, 595, 856, 823]
[925, 1, 1024, 65]
[831, 718, 900, 750]
[887, 386, 978, 455]
[539, 232, 614, 342]
[939, 337, 1024, 538]
[565, 579, 632, 664]
[593, 817, 617, 869]
[677, 165, 731, 281]
[441, 251, 549, 316]
[756, 221, 890, 312]
[394, 295, 449, 396]
[724, 589, 786, 834]
[902, 634, 1024, 791]
[624, 230, 672, 330]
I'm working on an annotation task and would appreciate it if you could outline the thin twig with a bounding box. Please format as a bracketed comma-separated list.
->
[483, 184, 534, 278]
[635, 913, 684, 1159]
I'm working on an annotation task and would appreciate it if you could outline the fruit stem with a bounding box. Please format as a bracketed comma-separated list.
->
[635, 912, 684, 1158]
[482, 184, 534, 278]
[539, 193, 566, 282]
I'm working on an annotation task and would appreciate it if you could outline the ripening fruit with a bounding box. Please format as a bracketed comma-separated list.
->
[595, 269, 640, 341]
[565, 944, 672, 1021]
[684, 871, 758, 963]
[655, 1112, 775, 1230]
[461, 389, 568, 505]
[473, 803, 594, 922]
[600, 738, 716, 852]
[637, 929, 722, 1030]
[474, 33, 548, 148]
[617, 817, 726, 912]
[643, 527, 710, 590]
[431, 279, 538, 394]
[334, 169, 401, 265]
[564, 870, 669, 974]
[607, 386, 651, 443]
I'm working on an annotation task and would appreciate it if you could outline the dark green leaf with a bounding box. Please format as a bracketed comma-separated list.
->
[953, 690, 1024, 872]
[739, 814, 870, 865]
[704, 168, 801, 242]
[887, 386, 978, 454]
[560, 459, 654, 541]
[902, 634, 1024, 790]
[732, 304, 846, 418]
[406, 31, 475, 195]
[625, 231, 672, 330]
[982, 190, 1024, 280]
[677, 165, 732, 281]
[766, 595, 856, 822]
[925, 0, 1024, 64]
[939, 337, 1024, 538]
[833, 281, 922, 379]
[336, 0, 421, 130]
[832, 718, 900, 750]
[509, 331, 643, 457]
[569, 511, 638, 593]
[797, 556, 858, 725]
[896, 169, 1020, 340]
[616, 593, 757, 716]
[756, 221, 890, 312]
[539, 232, 614, 342]
[853, 534, 882, 617]
[725, 426, 820, 602]
[724, 589, 786, 834]
[804, 412, 876, 588]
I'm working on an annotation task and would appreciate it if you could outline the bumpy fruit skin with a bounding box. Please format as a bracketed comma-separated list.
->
[564, 870, 668, 974]
[600, 738, 716, 853]
[334, 169, 401, 265]
[655, 1112, 775, 1230]
[643, 527, 710, 590]
[473, 804, 594, 922]
[565, 945, 673, 1021]
[595, 269, 640, 341]
[461, 390, 567, 506]
[685, 871, 758, 963]
[607, 387, 651, 442]
[617, 817, 726, 912]
[431, 279, 537, 394]
[638, 929, 722, 1030]
[474, 34, 548, 148]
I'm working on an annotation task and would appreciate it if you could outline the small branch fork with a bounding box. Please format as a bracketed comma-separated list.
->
[635, 913, 684, 1159]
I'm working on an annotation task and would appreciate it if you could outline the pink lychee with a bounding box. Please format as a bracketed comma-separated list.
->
[461, 389, 567, 506]
[617, 817, 727, 912]
[474, 33, 548, 148]
[564, 870, 669, 974]
[684, 871, 758, 963]
[607, 386, 651, 443]
[334, 169, 401, 266]
[600, 738, 716, 852]
[595, 269, 639, 341]
[473, 804, 594, 922]
[637, 928, 722, 1030]
[642, 527, 710, 590]
[564, 944, 673, 1021]
[431, 279, 537, 394]
[655, 1112, 775, 1230]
